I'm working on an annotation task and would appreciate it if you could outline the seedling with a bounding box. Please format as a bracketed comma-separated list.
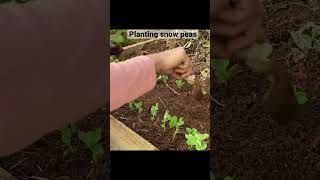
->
[175, 80, 185, 89]
[129, 101, 135, 111]
[59, 124, 78, 154]
[157, 74, 169, 84]
[110, 29, 136, 47]
[294, 87, 308, 105]
[78, 128, 104, 161]
[134, 102, 144, 113]
[290, 22, 320, 50]
[169, 116, 185, 138]
[150, 103, 159, 120]
[213, 59, 231, 86]
[185, 128, 209, 151]
[161, 110, 171, 130]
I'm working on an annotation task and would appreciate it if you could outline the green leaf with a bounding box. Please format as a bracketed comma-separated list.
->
[111, 34, 125, 44]
[169, 116, 177, 128]
[186, 134, 197, 146]
[129, 101, 135, 111]
[177, 118, 184, 126]
[150, 103, 159, 119]
[213, 59, 231, 84]
[91, 143, 105, 161]
[175, 80, 184, 89]
[291, 31, 313, 50]
[78, 128, 102, 148]
[186, 128, 192, 134]
[295, 91, 308, 104]
[60, 127, 73, 149]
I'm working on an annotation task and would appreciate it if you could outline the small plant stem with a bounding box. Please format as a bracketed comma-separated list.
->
[158, 96, 167, 109]
[165, 83, 180, 96]
[211, 97, 225, 107]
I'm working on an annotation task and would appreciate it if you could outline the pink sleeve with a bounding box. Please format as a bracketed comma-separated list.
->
[110, 56, 156, 111]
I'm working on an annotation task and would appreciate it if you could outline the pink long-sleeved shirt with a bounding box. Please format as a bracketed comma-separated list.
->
[110, 56, 157, 111]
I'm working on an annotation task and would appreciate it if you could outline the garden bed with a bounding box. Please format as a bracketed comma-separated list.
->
[211, 0, 320, 179]
[0, 108, 108, 180]
[111, 30, 210, 151]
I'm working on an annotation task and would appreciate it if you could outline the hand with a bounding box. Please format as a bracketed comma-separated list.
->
[211, 0, 267, 59]
[147, 47, 193, 79]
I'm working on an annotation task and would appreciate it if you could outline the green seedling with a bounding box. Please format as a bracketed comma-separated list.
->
[213, 59, 231, 85]
[185, 128, 209, 151]
[110, 29, 136, 47]
[175, 80, 185, 89]
[78, 128, 104, 161]
[134, 102, 144, 113]
[169, 116, 185, 138]
[294, 87, 308, 105]
[59, 124, 78, 154]
[157, 74, 169, 84]
[150, 103, 159, 120]
[290, 22, 320, 50]
[161, 110, 171, 130]
[129, 101, 135, 111]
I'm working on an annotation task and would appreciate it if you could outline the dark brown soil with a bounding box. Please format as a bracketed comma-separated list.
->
[211, 1, 320, 179]
[0, 108, 108, 180]
[112, 32, 210, 151]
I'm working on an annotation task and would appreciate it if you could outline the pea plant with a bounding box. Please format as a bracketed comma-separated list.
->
[110, 29, 136, 47]
[157, 74, 169, 84]
[161, 110, 171, 130]
[185, 128, 209, 151]
[294, 86, 309, 105]
[175, 80, 185, 89]
[129, 101, 135, 111]
[169, 115, 184, 138]
[134, 101, 144, 113]
[59, 125, 78, 154]
[59, 125, 105, 161]
[161, 111, 185, 138]
[150, 103, 159, 120]
[290, 22, 320, 50]
[213, 59, 231, 86]
[128, 101, 144, 113]
[78, 128, 104, 161]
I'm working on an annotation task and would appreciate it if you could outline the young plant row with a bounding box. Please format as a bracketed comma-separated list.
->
[129, 100, 209, 151]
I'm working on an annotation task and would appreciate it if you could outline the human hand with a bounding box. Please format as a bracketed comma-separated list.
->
[147, 47, 193, 79]
[211, 0, 267, 59]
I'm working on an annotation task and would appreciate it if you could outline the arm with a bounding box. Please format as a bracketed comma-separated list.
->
[0, 0, 107, 156]
[110, 56, 156, 111]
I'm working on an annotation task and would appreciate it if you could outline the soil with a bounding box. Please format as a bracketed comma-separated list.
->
[111, 30, 210, 150]
[0, 108, 109, 180]
[211, 1, 320, 179]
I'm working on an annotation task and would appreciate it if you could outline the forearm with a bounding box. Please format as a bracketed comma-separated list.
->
[0, 0, 107, 156]
[110, 56, 156, 111]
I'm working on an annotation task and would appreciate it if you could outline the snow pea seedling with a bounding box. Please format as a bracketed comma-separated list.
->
[175, 80, 185, 89]
[150, 103, 159, 120]
[168, 115, 184, 139]
[185, 128, 209, 151]
[161, 110, 171, 130]
[157, 74, 169, 84]
[134, 102, 144, 113]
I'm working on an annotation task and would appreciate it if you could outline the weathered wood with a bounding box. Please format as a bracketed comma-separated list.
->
[120, 38, 158, 57]
[0, 167, 17, 180]
[110, 115, 158, 151]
